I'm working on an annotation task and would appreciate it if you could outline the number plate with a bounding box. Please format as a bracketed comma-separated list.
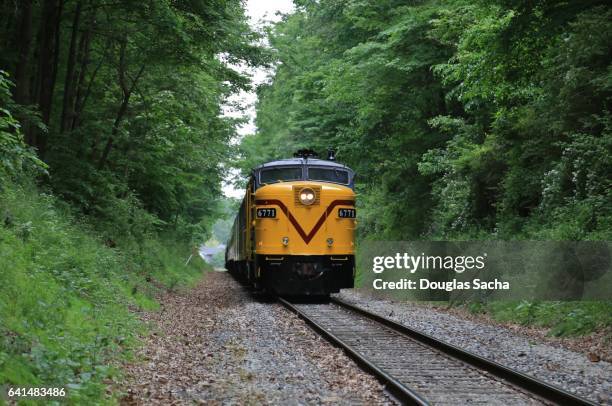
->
[256, 208, 276, 218]
[338, 208, 356, 218]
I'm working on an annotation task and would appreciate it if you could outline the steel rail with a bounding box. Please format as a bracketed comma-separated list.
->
[278, 297, 429, 405]
[330, 297, 596, 406]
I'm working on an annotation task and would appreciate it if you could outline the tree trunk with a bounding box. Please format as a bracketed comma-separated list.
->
[72, 25, 96, 132]
[35, 0, 63, 157]
[13, 0, 34, 146]
[14, 0, 33, 106]
[60, 0, 82, 134]
[97, 39, 144, 169]
[98, 94, 130, 169]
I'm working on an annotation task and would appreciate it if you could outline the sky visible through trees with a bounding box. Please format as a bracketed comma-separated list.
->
[222, 0, 294, 198]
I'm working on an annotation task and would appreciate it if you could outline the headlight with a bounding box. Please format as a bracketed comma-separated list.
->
[299, 187, 316, 205]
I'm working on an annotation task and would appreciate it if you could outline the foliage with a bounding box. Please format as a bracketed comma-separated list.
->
[485, 301, 612, 337]
[0, 0, 266, 243]
[0, 0, 259, 400]
[209, 196, 240, 244]
[0, 180, 208, 403]
[0, 71, 46, 179]
[243, 0, 611, 241]
[238, 1, 612, 337]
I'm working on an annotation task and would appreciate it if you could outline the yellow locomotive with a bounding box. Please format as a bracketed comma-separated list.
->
[225, 150, 356, 296]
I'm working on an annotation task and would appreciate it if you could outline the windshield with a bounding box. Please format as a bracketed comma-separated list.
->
[308, 167, 349, 184]
[260, 167, 303, 184]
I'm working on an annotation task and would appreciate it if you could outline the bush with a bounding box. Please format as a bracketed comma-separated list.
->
[0, 180, 207, 402]
[0, 71, 46, 181]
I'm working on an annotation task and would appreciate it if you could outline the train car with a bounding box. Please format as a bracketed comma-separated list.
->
[225, 150, 356, 296]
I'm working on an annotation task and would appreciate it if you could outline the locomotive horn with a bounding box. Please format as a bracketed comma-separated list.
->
[294, 149, 318, 159]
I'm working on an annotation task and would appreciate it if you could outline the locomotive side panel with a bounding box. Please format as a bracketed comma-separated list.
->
[225, 183, 253, 278]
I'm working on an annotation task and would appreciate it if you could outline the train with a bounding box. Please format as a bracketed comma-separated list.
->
[225, 149, 356, 296]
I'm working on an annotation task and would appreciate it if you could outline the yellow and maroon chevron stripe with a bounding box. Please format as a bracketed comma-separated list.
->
[255, 199, 354, 244]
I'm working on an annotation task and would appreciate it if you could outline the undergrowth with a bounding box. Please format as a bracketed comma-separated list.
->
[467, 300, 612, 337]
[0, 180, 208, 404]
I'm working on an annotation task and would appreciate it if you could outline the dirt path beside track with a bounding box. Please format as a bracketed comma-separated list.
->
[121, 271, 393, 405]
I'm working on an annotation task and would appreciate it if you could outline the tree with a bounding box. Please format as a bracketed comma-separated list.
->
[0, 0, 266, 242]
[245, 0, 611, 241]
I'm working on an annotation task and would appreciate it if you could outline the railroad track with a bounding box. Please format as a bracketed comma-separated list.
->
[279, 297, 596, 406]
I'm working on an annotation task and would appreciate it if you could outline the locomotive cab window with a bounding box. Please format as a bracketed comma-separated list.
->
[308, 167, 349, 184]
[260, 167, 303, 184]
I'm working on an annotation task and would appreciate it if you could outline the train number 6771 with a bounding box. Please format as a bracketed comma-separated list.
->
[338, 208, 356, 218]
[256, 208, 276, 218]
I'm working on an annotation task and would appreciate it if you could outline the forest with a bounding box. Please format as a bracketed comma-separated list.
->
[0, 0, 263, 400]
[242, 0, 611, 241]
[0, 0, 610, 401]
[1, 0, 265, 240]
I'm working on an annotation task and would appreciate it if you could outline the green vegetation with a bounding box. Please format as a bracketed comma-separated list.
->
[200, 196, 238, 268]
[242, 0, 611, 335]
[0, 0, 261, 402]
[242, 0, 610, 241]
[467, 301, 612, 337]
[0, 178, 209, 402]
[1, 0, 265, 243]
[0, 4, 609, 402]
[209, 197, 240, 246]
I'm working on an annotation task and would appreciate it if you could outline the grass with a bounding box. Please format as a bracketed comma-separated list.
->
[141, 238, 205, 290]
[0, 180, 209, 404]
[466, 300, 612, 337]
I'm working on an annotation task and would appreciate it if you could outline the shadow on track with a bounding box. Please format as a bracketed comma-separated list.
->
[226, 269, 331, 304]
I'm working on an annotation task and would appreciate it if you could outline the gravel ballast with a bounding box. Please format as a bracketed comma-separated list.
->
[335, 289, 612, 405]
[122, 272, 393, 405]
